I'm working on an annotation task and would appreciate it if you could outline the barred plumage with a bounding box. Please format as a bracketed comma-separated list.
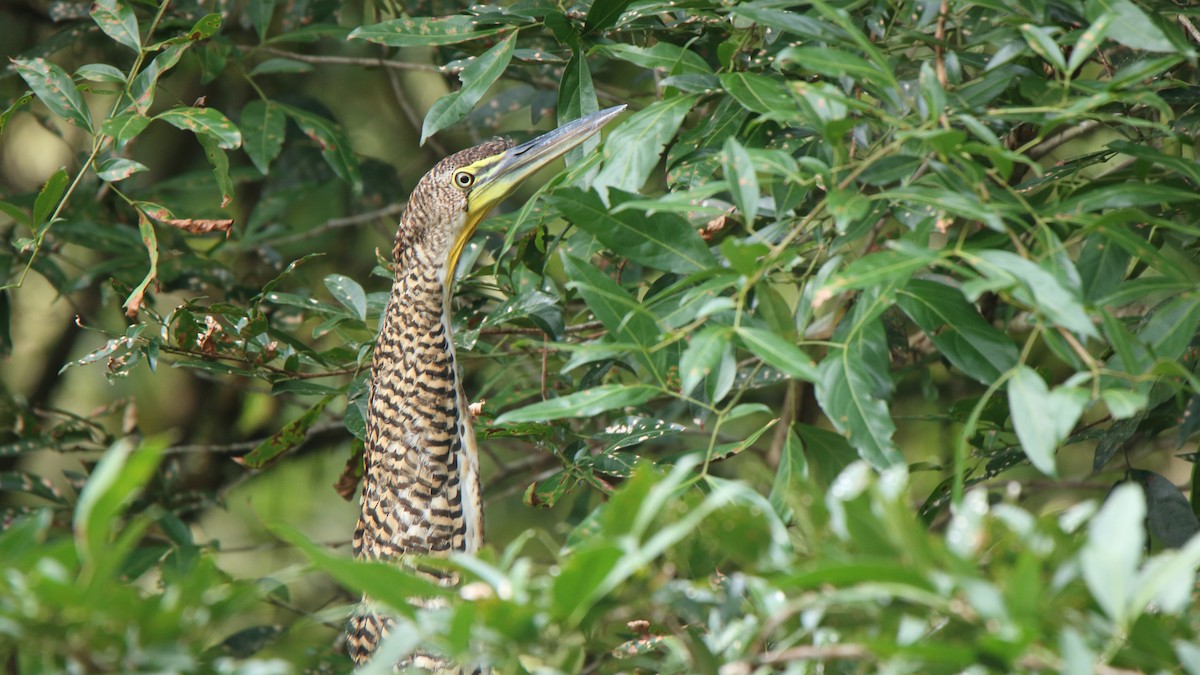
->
[347, 107, 624, 671]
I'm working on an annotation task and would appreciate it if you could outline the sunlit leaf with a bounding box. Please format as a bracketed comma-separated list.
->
[496, 384, 659, 424]
[421, 32, 516, 143]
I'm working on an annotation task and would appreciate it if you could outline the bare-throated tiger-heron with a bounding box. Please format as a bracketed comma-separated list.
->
[348, 106, 625, 669]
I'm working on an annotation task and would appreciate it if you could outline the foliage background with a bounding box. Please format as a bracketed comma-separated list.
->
[2, 0, 1200, 672]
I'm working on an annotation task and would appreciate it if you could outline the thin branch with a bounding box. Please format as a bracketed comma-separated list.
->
[237, 45, 448, 73]
[1180, 15, 1200, 46]
[166, 420, 345, 456]
[1027, 120, 1100, 160]
[478, 320, 603, 337]
[385, 60, 450, 158]
[270, 202, 406, 245]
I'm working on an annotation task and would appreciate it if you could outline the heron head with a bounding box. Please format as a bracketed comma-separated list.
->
[397, 105, 626, 284]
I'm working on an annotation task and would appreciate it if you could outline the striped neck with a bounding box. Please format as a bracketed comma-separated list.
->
[353, 242, 483, 562]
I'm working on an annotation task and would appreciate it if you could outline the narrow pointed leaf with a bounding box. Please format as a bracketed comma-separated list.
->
[496, 384, 659, 424]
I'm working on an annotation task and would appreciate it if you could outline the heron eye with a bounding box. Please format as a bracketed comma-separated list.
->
[453, 171, 474, 189]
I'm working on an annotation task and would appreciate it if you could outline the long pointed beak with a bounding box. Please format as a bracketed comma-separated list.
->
[468, 105, 626, 212]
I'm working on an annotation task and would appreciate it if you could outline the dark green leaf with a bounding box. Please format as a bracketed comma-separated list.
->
[897, 279, 1019, 384]
[719, 72, 797, 120]
[737, 327, 818, 381]
[584, 0, 632, 32]
[126, 44, 185, 115]
[723, 136, 758, 225]
[561, 253, 665, 377]
[680, 326, 729, 396]
[279, 104, 363, 194]
[195, 132, 234, 208]
[240, 100, 286, 175]
[548, 188, 716, 274]
[33, 168, 69, 229]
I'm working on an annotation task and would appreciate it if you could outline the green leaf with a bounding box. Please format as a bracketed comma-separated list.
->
[279, 104, 363, 194]
[1007, 366, 1087, 477]
[247, 0, 276, 40]
[100, 112, 151, 147]
[719, 71, 797, 120]
[561, 253, 665, 377]
[970, 250, 1098, 340]
[125, 44, 185, 115]
[123, 211, 158, 317]
[897, 279, 1019, 384]
[276, 524, 450, 616]
[547, 188, 716, 274]
[90, 0, 141, 52]
[186, 13, 223, 41]
[240, 395, 334, 468]
[421, 32, 516, 143]
[592, 95, 697, 196]
[599, 42, 712, 76]
[496, 384, 659, 424]
[1086, 0, 1176, 52]
[1069, 12, 1114, 73]
[820, 244, 937, 297]
[584, 0, 632, 32]
[814, 312, 902, 469]
[680, 326, 729, 396]
[33, 168, 69, 229]
[155, 107, 242, 149]
[13, 58, 93, 133]
[776, 45, 893, 88]
[1080, 482, 1145, 624]
[240, 100, 286, 175]
[737, 327, 818, 381]
[1135, 469, 1200, 550]
[95, 157, 148, 182]
[349, 15, 508, 47]
[1018, 25, 1066, 73]
[248, 58, 313, 75]
[76, 63, 127, 83]
[195, 132, 234, 208]
[723, 137, 758, 225]
[325, 274, 366, 321]
[73, 438, 168, 571]
[558, 49, 599, 170]
[769, 426, 807, 520]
